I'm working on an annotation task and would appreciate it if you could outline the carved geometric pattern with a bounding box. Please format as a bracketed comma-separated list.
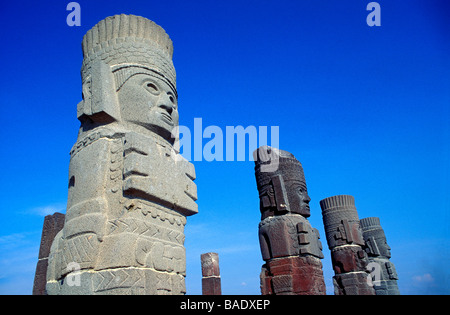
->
[59, 233, 99, 277]
[94, 269, 145, 294]
[107, 217, 185, 245]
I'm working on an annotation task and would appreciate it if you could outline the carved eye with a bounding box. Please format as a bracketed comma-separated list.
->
[299, 185, 308, 194]
[144, 82, 159, 95]
[168, 92, 177, 107]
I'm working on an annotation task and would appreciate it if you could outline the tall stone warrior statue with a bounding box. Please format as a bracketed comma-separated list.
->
[46, 15, 198, 295]
[320, 195, 375, 295]
[254, 146, 326, 295]
[360, 217, 400, 295]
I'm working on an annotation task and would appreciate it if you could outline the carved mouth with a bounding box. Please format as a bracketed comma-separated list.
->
[159, 112, 173, 125]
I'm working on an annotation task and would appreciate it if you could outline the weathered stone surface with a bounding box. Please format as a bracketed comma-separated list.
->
[254, 146, 326, 295]
[331, 245, 368, 274]
[260, 265, 273, 295]
[37, 213, 66, 260]
[33, 259, 49, 295]
[201, 252, 220, 277]
[333, 272, 375, 295]
[202, 278, 222, 295]
[360, 217, 400, 295]
[266, 256, 326, 295]
[46, 14, 197, 295]
[201, 253, 221, 295]
[259, 215, 323, 260]
[320, 195, 375, 295]
[46, 268, 186, 295]
[32, 213, 65, 295]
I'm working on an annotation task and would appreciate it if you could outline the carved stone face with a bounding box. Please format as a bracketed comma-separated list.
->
[370, 234, 392, 258]
[117, 73, 178, 141]
[378, 237, 391, 258]
[284, 179, 311, 217]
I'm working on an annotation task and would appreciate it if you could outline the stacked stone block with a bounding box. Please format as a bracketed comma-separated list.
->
[32, 213, 65, 295]
[201, 252, 222, 295]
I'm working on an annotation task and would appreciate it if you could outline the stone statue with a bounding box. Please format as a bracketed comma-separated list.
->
[254, 146, 326, 295]
[360, 217, 400, 295]
[46, 14, 198, 295]
[320, 195, 375, 295]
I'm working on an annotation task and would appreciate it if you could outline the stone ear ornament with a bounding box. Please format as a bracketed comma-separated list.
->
[366, 236, 381, 256]
[270, 175, 289, 213]
[78, 59, 121, 123]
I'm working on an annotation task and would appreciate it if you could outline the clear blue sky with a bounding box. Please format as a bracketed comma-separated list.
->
[0, 0, 448, 294]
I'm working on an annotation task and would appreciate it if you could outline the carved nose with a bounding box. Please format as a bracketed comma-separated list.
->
[158, 94, 173, 115]
[159, 102, 173, 115]
[304, 194, 311, 204]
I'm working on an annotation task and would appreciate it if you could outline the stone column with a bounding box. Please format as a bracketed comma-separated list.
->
[46, 14, 198, 295]
[201, 252, 222, 295]
[360, 217, 400, 295]
[32, 213, 65, 295]
[320, 195, 375, 295]
[254, 146, 326, 295]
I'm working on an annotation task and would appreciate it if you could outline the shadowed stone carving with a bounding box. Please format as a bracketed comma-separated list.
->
[254, 146, 326, 295]
[320, 195, 375, 295]
[360, 217, 400, 295]
[46, 14, 197, 295]
[201, 252, 222, 295]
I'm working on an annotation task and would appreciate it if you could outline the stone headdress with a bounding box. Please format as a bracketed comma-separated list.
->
[77, 14, 177, 123]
